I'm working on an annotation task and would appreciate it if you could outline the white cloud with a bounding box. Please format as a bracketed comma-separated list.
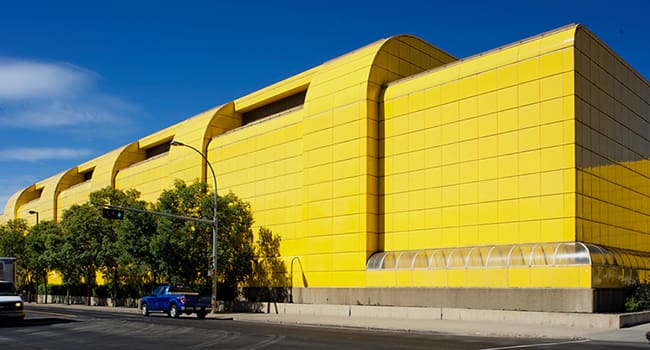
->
[0, 99, 129, 128]
[0, 59, 94, 100]
[0, 58, 138, 129]
[0, 58, 141, 214]
[0, 147, 93, 162]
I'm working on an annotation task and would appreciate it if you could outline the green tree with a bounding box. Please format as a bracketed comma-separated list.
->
[113, 193, 158, 297]
[215, 192, 255, 299]
[0, 219, 28, 288]
[0, 219, 28, 256]
[89, 187, 157, 300]
[154, 179, 255, 299]
[25, 221, 63, 303]
[246, 226, 289, 302]
[59, 203, 109, 305]
[153, 180, 213, 287]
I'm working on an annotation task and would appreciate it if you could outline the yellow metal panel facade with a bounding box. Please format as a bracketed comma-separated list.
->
[59, 147, 132, 217]
[208, 35, 456, 287]
[211, 110, 304, 256]
[2, 25, 648, 293]
[382, 26, 579, 258]
[574, 27, 650, 258]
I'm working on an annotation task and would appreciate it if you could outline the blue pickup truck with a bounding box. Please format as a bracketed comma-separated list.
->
[140, 285, 210, 319]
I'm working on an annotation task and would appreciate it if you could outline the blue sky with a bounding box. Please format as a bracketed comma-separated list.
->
[1, 0, 648, 212]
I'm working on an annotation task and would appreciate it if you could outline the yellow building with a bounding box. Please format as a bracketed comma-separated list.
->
[2, 24, 648, 312]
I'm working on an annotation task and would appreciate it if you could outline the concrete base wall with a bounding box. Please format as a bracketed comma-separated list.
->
[290, 287, 626, 313]
[263, 302, 649, 329]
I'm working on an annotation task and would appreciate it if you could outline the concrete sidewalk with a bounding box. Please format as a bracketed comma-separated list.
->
[31, 302, 650, 345]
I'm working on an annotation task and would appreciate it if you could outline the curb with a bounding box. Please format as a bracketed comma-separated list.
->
[29, 302, 650, 329]
[26, 302, 650, 343]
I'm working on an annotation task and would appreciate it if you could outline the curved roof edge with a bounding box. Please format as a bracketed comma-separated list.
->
[1, 185, 32, 222]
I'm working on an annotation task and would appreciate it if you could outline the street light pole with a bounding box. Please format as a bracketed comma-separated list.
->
[170, 140, 218, 314]
[28, 210, 39, 225]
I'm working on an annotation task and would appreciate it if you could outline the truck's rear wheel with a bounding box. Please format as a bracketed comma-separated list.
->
[141, 303, 149, 317]
[197, 309, 207, 319]
[169, 303, 179, 318]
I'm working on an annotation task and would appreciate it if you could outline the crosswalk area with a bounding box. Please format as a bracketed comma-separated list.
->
[0, 318, 283, 350]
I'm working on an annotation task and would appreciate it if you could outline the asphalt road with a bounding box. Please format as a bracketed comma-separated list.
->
[0, 305, 644, 349]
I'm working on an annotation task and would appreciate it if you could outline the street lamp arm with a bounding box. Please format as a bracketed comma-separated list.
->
[170, 142, 218, 214]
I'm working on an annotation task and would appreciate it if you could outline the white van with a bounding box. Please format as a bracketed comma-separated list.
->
[0, 280, 24, 324]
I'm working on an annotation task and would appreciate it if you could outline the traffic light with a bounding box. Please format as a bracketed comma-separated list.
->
[102, 208, 124, 220]
[207, 257, 215, 276]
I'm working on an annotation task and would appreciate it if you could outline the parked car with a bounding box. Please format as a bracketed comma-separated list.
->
[0, 280, 25, 324]
[140, 285, 210, 319]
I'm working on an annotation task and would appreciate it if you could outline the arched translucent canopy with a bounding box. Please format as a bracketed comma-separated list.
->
[366, 242, 650, 270]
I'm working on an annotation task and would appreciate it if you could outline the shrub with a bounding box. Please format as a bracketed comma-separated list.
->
[38, 283, 86, 296]
[92, 285, 109, 298]
[625, 282, 650, 312]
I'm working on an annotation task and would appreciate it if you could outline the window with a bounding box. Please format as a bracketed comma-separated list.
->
[82, 169, 93, 182]
[242, 90, 306, 125]
[145, 142, 170, 159]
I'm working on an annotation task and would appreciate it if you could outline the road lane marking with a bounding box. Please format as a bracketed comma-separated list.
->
[239, 334, 285, 350]
[480, 339, 590, 350]
[28, 310, 78, 318]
